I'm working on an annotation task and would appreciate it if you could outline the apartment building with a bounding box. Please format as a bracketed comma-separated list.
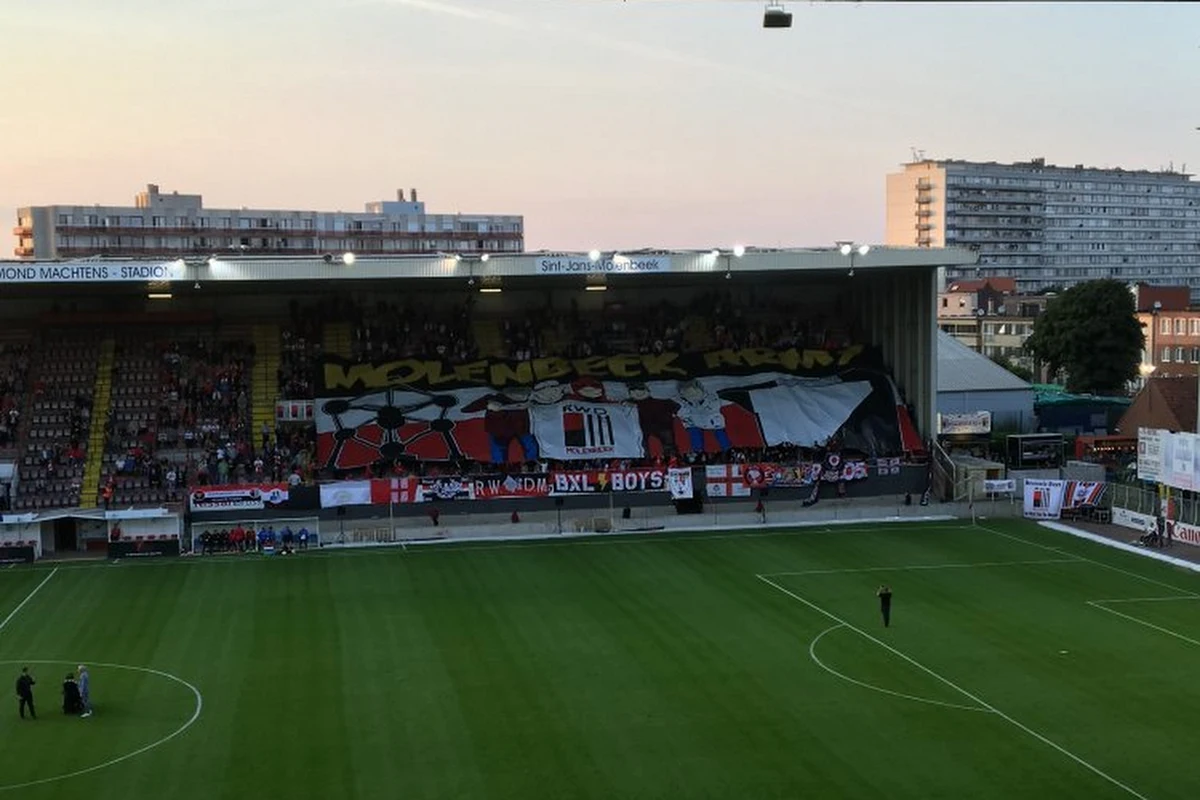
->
[937, 277, 1047, 369]
[887, 157, 1200, 296]
[13, 185, 524, 259]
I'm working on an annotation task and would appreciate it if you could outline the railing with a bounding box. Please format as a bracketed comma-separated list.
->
[931, 439, 967, 502]
[1107, 482, 1200, 527]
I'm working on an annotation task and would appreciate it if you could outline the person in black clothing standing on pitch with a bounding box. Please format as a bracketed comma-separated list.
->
[877, 585, 893, 628]
[15, 667, 36, 719]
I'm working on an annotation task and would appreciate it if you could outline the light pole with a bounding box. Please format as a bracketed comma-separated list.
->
[975, 306, 987, 355]
[838, 242, 870, 276]
[1149, 299, 1161, 377]
[714, 245, 745, 280]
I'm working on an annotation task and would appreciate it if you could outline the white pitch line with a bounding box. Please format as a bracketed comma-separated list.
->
[1091, 595, 1200, 605]
[0, 659, 203, 792]
[1086, 601, 1200, 649]
[977, 524, 1196, 597]
[766, 557, 1083, 578]
[808, 624, 989, 713]
[15, 523, 977, 574]
[757, 574, 1151, 800]
[0, 567, 58, 635]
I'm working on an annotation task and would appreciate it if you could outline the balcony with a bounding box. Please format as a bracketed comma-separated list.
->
[916, 180, 932, 190]
[55, 223, 523, 241]
[916, 195, 933, 204]
[12, 226, 32, 237]
[12, 246, 34, 257]
[916, 208, 933, 218]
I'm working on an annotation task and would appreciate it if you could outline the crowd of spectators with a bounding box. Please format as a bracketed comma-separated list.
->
[279, 300, 324, 401]
[10, 337, 97, 511]
[0, 343, 30, 449]
[102, 337, 256, 506]
[352, 299, 477, 364]
[4, 289, 879, 509]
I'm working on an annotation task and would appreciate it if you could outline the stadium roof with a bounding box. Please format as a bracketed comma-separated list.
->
[936, 330, 1032, 393]
[0, 246, 978, 286]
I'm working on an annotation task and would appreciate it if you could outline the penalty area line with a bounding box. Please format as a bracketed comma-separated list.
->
[1085, 600, 1200, 649]
[756, 573, 1151, 800]
[764, 557, 1083, 578]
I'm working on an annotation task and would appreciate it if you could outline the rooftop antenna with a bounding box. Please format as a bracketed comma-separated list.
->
[910, 147, 926, 162]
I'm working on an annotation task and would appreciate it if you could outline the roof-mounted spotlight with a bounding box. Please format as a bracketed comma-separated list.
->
[733, 245, 746, 258]
[763, 4, 792, 29]
[480, 253, 490, 262]
[588, 249, 601, 262]
[342, 252, 356, 266]
[323, 253, 334, 264]
[454, 254, 463, 262]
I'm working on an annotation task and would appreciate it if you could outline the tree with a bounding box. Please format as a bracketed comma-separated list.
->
[1024, 280, 1143, 394]
[989, 355, 1033, 383]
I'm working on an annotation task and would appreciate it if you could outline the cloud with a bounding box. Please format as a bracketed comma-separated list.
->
[366, 0, 870, 112]
[369, 0, 528, 29]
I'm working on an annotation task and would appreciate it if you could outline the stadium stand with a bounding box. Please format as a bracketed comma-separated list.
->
[96, 333, 255, 506]
[10, 335, 98, 511]
[0, 341, 31, 452]
[0, 282, 921, 511]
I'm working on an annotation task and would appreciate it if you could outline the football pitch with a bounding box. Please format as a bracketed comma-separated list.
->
[0, 519, 1197, 800]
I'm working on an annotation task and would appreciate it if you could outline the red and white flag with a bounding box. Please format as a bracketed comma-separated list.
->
[371, 478, 422, 505]
[705, 465, 751, 498]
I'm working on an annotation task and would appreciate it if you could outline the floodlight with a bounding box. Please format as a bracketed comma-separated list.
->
[763, 5, 792, 28]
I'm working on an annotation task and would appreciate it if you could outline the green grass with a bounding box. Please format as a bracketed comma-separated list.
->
[0, 519, 1198, 799]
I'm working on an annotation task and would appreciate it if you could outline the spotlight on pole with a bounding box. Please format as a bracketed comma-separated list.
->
[763, 4, 792, 28]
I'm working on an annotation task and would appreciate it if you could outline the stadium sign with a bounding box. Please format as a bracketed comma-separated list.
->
[0, 261, 188, 284]
[937, 411, 991, 436]
[533, 256, 671, 275]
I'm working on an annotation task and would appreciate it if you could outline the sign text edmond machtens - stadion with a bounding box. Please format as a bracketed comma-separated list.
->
[0, 261, 188, 283]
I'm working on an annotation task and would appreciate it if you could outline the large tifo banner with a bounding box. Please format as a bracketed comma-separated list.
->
[315, 345, 924, 470]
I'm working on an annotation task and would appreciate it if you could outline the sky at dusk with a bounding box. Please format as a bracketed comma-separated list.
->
[2, 0, 1197, 253]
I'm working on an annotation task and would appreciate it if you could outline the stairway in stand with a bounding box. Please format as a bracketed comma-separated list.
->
[78, 339, 116, 509]
[251, 323, 281, 442]
[322, 322, 353, 360]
